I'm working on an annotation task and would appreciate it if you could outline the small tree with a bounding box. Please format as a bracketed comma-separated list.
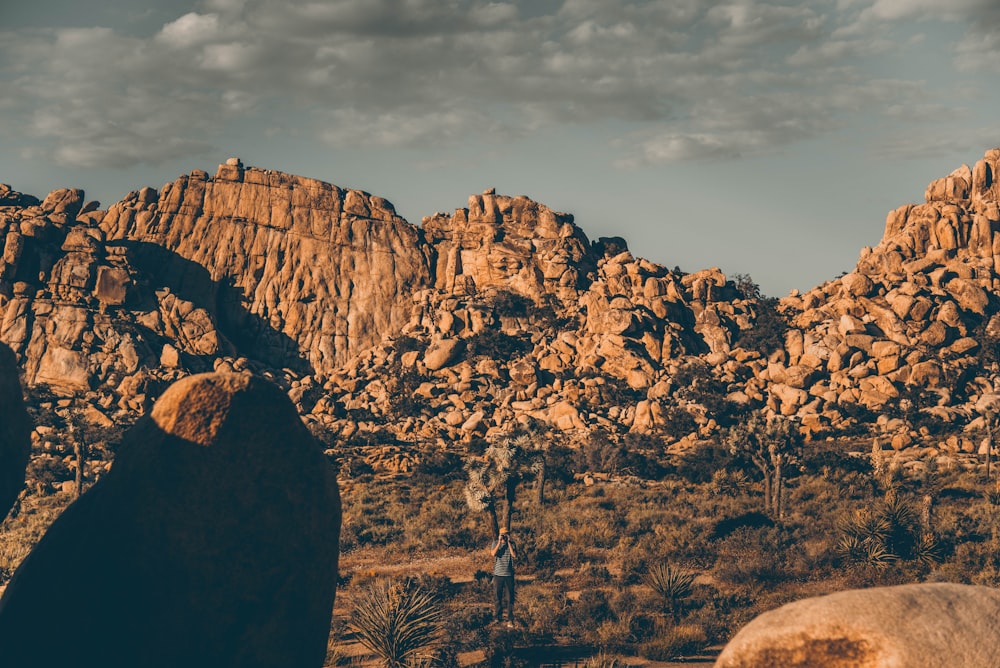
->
[465, 437, 524, 539]
[726, 413, 801, 519]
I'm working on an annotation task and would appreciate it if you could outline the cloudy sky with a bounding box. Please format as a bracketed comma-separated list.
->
[2, 0, 999, 296]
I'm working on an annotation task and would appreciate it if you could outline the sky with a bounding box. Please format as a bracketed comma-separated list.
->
[2, 1, 1000, 297]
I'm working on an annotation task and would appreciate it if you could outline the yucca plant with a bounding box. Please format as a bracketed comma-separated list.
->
[985, 481, 1000, 506]
[862, 540, 899, 570]
[350, 579, 445, 668]
[913, 533, 943, 567]
[645, 563, 695, 621]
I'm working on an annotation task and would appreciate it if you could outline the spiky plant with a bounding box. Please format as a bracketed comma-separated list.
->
[985, 481, 1000, 506]
[862, 540, 898, 570]
[838, 509, 891, 547]
[879, 494, 915, 528]
[645, 563, 695, 620]
[913, 533, 943, 567]
[350, 579, 445, 668]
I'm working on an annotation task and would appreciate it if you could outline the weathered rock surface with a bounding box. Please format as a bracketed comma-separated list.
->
[100, 159, 433, 372]
[7, 148, 1000, 476]
[0, 372, 341, 668]
[0, 341, 30, 519]
[715, 583, 1000, 668]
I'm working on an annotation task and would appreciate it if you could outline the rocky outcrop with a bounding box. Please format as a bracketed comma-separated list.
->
[715, 583, 1000, 668]
[0, 372, 341, 668]
[421, 188, 595, 301]
[101, 158, 433, 373]
[7, 148, 1000, 475]
[0, 342, 30, 519]
[772, 148, 1000, 438]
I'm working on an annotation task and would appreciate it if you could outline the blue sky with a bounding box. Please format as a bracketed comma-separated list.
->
[2, 0, 999, 296]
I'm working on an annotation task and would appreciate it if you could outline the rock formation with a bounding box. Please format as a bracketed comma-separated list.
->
[715, 583, 1000, 667]
[0, 372, 341, 668]
[0, 341, 30, 519]
[4, 149, 1000, 477]
[100, 158, 433, 372]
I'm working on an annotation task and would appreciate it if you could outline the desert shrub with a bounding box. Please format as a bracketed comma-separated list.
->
[671, 444, 732, 484]
[733, 289, 788, 357]
[488, 290, 534, 318]
[393, 335, 426, 356]
[713, 526, 792, 587]
[350, 579, 446, 668]
[516, 585, 570, 637]
[465, 329, 531, 360]
[582, 651, 627, 668]
[658, 404, 698, 438]
[575, 562, 612, 587]
[711, 512, 774, 540]
[836, 495, 936, 571]
[799, 448, 872, 478]
[565, 589, 614, 637]
[0, 494, 71, 583]
[412, 450, 465, 483]
[639, 623, 708, 660]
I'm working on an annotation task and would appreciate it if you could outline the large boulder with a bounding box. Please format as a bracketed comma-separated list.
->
[0, 342, 30, 519]
[715, 583, 1000, 668]
[0, 372, 341, 668]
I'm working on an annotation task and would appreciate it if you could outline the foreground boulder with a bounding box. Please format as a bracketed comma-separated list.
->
[0, 342, 30, 519]
[715, 582, 1000, 668]
[0, 372, 341, 668]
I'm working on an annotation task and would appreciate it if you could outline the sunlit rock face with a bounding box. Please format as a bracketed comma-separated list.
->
[715, 583, 1000, 668]
[100, 158, 434, 374]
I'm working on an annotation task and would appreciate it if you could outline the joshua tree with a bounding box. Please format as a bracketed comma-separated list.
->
[726, 413, 802, 519]
[977, 394, 1000, 482]
[464, 436, 528, 539]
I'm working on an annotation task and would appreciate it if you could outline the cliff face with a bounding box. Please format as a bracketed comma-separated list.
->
[6, 150, 1000, 477]
[0, 185, 229, 413]
[100, 158, 433, 372]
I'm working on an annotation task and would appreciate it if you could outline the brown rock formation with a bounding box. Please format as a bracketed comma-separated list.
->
[715, 583, 1000, 668]
[101, 158, 433, 372]
[0, 341, 30, 519]
[0, 372, 341, 668]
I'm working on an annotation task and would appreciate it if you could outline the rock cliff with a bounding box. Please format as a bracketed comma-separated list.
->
[3, 150, 1000, 479]
[100, 158, 433, 372]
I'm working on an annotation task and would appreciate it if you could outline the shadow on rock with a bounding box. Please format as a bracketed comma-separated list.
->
[122, 241, 313, 375]
[0, 372, 340, 668]
[0, 342, 30, 520]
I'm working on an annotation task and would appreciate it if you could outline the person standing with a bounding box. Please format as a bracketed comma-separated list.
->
[491, 527, 517, 626]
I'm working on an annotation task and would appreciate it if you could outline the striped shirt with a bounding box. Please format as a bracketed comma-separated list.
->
[493, 542, 515, 576]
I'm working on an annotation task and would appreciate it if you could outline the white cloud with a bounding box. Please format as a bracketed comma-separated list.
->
[156, 12, 221, 48]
